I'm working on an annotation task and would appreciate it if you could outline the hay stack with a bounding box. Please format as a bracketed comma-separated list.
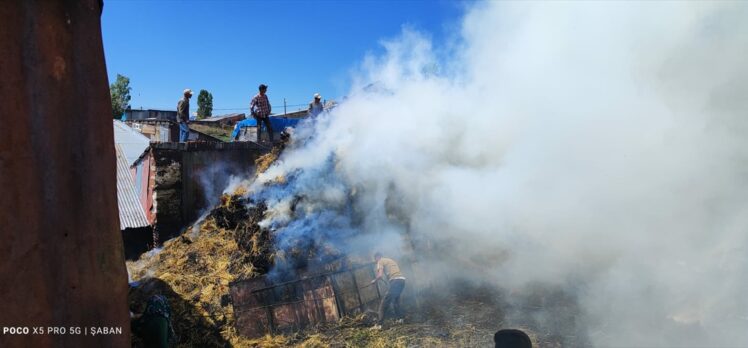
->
[127, 148, 284, 347]
[126, 143, 357, 346]
[127, 207, 266, 346]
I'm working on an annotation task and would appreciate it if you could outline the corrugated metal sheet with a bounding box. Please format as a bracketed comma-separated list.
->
[116, 144, 151, 230]
[113, 120, 150, 166]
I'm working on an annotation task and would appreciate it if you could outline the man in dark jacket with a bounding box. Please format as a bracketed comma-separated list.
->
[177, 89, 192, 142]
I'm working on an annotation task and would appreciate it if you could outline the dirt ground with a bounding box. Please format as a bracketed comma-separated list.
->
[247, 281, 590, 348]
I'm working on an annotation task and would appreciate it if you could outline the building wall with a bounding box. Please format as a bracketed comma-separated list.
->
[180, 145, 264, 223]
[128, 120, 179, 142]
[152, 147, 183, 240]
[133, 154, 157, 225]
[128, 119, 222, 143]
[133, 142, 269, 241]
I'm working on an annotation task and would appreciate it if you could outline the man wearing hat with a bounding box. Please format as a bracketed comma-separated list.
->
[250, 84, 273, 143]
[307, 93, 324, 118]
[177, 89, 192, 142]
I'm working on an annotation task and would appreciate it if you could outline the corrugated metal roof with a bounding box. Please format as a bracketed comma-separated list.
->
[116, 144, 150, 230]
[113, 120, 150, 166]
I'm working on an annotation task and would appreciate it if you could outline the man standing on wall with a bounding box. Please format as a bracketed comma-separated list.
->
[307, 93, 324, 118]
[250, 84, 273, 143]
[370, 252, 407, 328]
[177, 89, 192, 142]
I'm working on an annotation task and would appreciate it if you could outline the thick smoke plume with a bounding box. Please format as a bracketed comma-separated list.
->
[243, 2, 748, 346]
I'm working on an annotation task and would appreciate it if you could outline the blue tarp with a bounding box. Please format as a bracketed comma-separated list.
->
[231, 116, 304, 140]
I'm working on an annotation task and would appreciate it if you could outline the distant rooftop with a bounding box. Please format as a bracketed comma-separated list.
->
[195, 113, 245, 123]
[124, 109, 178, 122]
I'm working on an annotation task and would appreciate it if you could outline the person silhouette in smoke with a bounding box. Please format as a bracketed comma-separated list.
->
[307, 93, 324, 118]
[494, 329, 533, 348]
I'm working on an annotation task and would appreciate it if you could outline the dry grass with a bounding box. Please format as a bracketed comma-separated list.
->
[297, 334, 327, 348]
[255, 146, 283, 173]
[127, 215, 257, 346]
[189, 124, 233, 142]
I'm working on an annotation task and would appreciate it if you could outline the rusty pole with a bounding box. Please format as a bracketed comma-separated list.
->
[0, 1, 130, 347]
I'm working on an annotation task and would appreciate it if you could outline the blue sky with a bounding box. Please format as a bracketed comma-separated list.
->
[102, 0, 470, 115]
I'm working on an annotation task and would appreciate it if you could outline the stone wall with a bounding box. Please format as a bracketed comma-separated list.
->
[152, 148, 184, 241]
[138, 142, 269, 241]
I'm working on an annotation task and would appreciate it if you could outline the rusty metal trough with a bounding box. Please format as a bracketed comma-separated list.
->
[230, 263, 384, 338]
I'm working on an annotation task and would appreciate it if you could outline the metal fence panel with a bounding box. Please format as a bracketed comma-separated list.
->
[229, 263, 380, 338]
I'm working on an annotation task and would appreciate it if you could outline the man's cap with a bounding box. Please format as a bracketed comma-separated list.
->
[259, 84, 268, 90]
[183, 89, 193, 95]
[314, 93, 321, 99]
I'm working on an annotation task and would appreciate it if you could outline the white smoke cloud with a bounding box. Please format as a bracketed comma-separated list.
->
[247, 2, 748, 346]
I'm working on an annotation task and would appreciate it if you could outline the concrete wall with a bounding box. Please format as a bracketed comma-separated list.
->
[0, 1, 130, 346]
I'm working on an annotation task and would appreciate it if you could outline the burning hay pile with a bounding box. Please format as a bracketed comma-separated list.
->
[126, 142, 490, 347]
[127, 145, 355, 347]
[125, 140, 586, 347]
[127, 150, 287, 347]
[127, 198, 269, 346]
